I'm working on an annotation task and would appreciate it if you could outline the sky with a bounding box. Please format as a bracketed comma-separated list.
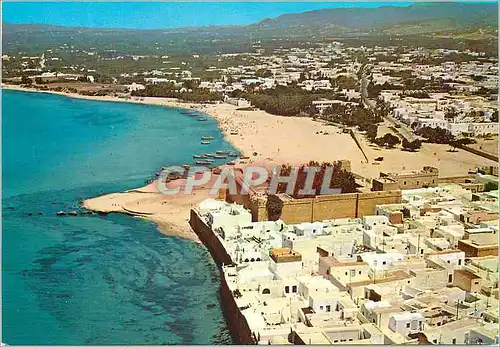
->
[2, 2, 414, 29]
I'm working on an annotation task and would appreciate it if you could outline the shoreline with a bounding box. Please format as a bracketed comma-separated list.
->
[6, 84, 497, 241]
[2, 84, 244, 155]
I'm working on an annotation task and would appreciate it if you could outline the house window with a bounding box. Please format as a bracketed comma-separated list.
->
[404, 181, 407, 185]
[406, 322, 410, 328]
[458, 259, 462, 265]
[382, 261, 387, 265]
[326, 269, 330, 275]
[359, 271, 362, 275]
[320, 305, 323, 310]
[326, 305, 331, 312]
[452, 338, 456, 344]
[417, 181, 419, 185]
[292, 285, 297, 293]
[345, 272, 348, 276]
[262, 288, 270, 294]
[433, 339, 438, 344]
[285, 286, 289, 293]
[449, 274, 453, 283]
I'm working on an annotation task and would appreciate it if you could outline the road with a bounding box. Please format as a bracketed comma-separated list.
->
[360, 66, 416, 142]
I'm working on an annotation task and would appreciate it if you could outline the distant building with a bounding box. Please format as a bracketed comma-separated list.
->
[372, 167, 439, 191]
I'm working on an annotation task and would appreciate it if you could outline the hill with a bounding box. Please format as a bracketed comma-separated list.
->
[2, 2, 497, 55]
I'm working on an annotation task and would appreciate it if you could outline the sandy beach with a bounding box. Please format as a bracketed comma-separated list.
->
[6, 84, 497, 240]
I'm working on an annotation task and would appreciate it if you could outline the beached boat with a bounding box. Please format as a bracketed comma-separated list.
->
[195, 160, 212, 165]
[201, 136, 214, 140]
[240, 156, 250, 160]
[201, 141, 211, 145]
[230, 131, 238, 135]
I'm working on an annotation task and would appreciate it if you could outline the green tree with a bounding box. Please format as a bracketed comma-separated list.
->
[449, 138, 476, 151]
[21, 75, 32, 85]
[365, 124, 378, 142]
[402, 139, 422, 152]
[375, 133, 400, 148]
[484, 182, 498, 192]
[491, 111, 498, 122]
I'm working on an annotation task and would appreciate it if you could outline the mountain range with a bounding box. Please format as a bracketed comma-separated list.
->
[2, 2, 498, 54]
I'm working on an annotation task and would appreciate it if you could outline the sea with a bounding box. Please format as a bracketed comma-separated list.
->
[2, 89, 235, 345]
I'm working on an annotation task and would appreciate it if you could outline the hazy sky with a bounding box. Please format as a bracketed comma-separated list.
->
[3, 2, 414, 29]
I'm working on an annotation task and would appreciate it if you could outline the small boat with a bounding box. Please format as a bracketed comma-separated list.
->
[226, 161, 236, 165]
[375, 156, 384, 162]
[56, 211, 66, 216]
[216, 150, 229, 154]
[214, 155, 226, 159]
[193, 154, 203, 159]
[230, 131, 238, 135]
[212, 167, 222, 174]
[195, 160, 212, 165]
[240, 156, 250, 160]
[182, 165, 191, 170]
[228, 152, 238, 157]
[201, 141, 211, 145]
[69, 211, 78, 216]
[201, 136, 214, 140]
[204, 153, 215, 158]
[198, 117, 208, 121]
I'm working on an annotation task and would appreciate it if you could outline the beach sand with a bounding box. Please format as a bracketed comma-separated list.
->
[6, 84, 497, 239]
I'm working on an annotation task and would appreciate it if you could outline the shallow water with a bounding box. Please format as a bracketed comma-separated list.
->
[2, 89, 233, 344]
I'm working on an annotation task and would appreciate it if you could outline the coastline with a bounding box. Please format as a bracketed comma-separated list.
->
[2, 84, 243, 154]
[6, 84, 496, 241]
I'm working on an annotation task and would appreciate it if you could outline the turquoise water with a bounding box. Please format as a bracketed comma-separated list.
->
[2, 89, 234, 345]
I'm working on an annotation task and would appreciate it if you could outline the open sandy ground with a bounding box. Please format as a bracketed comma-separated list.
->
[5, 84, 497, 240]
